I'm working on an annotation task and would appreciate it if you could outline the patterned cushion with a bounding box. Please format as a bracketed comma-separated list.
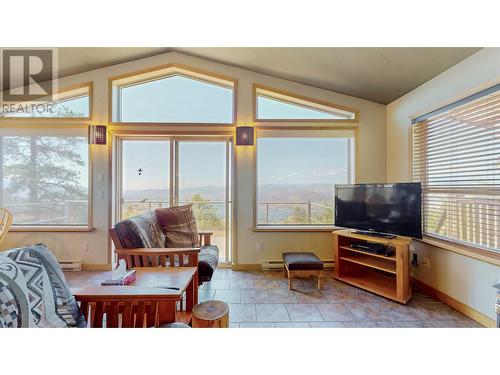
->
[198, 245, 219, 283]
[0, 254, 34, 328]
[2, 244, 86, 328]
[155, 204, 198, 248]
[115, 211, 166, 248]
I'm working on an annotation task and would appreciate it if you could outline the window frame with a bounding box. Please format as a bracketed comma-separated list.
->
[1, 124, 93, 232]
[253, 126, 358, 231]
[410, 86, 500, 265]
[253, 84, 359, 123]
[0, 82, 93, 122]
[108, 63, 237, 126]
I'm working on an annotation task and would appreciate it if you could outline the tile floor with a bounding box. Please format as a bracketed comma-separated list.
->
[200, 269, 482, 328]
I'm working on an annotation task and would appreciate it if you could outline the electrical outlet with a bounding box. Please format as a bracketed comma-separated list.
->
[256, 241, 263, 251]
[423, 256, 431, 270]
[81, 241, 88, 253]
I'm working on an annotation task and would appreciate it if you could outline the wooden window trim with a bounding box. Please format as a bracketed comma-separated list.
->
[108, 63, 238, 126]
[0, 82, 93, 122]
[253, 83, 359, 123]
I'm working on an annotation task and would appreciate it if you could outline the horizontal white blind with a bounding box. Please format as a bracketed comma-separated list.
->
[412, 90, 500, 253]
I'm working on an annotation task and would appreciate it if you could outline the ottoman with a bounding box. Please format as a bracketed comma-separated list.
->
[282, 252, 324, 290]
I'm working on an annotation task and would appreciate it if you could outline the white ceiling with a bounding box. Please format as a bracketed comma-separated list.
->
[1, 47, 480, 104]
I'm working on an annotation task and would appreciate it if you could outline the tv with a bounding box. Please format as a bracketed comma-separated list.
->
[335, 183, 422, 239]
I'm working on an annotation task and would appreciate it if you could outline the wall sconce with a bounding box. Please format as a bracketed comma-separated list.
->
[236, 126, 254, 146]
[88, 125, 107, 145]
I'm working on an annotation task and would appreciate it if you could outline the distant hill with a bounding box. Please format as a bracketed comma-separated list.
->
[123, 183, 335, 204]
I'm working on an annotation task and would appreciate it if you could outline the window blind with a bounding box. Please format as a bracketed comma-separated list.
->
[412, 89, 500, 253]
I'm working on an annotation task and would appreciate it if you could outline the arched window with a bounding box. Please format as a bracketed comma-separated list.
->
[110, 65, 236, 124]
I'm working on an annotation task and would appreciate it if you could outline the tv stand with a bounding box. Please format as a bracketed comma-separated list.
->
[352, 230, 396, 239]
[333, 229, 412, 304]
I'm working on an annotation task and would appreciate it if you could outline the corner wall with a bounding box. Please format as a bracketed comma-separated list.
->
[1, 51, 387, 268]
[386, 47, 500, 321]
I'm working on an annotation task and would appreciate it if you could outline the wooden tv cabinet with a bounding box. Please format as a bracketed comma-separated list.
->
[333, 229, 412, 304]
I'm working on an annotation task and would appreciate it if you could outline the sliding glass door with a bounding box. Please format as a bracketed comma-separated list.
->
[118, 137, 233, 263]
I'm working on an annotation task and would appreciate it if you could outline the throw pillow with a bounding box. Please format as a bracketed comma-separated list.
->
[155, 204, 199, 248]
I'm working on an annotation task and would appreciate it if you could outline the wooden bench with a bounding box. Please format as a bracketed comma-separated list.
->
[282, 252, 324, 290]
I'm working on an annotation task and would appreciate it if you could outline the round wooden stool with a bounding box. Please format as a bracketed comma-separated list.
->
[192, 300, 229, 328]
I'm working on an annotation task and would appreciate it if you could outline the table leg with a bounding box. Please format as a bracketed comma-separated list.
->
[186, 271, 198, 312]
[157, 301, 177, 325]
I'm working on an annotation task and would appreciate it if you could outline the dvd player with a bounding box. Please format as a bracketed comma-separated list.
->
[350, 242, 394, 257]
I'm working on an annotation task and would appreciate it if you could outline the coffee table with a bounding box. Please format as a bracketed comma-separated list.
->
[66, 267, 198, 328]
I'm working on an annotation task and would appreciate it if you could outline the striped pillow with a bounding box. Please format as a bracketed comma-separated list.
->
[155, 204, 199, 248]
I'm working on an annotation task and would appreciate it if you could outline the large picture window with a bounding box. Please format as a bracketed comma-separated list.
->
[0, 127, 90, 227]
[412, 88, 499, 253]
[255, 129, 355, 228]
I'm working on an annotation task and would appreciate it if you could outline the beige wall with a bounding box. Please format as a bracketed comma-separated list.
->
[386, 47, 500, 321]
[1, 51, 387, 267]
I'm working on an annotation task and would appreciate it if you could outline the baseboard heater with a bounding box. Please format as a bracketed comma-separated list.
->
[261, 259, 334, 271]
[59, 260, 82, 272]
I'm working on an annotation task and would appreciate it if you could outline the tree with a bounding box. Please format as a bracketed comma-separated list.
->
[1, 105, 88, 224]
[191, 194, 224, 230]
[284, 206, 309, 224]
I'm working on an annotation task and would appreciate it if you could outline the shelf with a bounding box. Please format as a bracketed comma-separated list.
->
[336, 271, 398, 301]
[339, 246, 396, 262]
[339, 254, 397, 274]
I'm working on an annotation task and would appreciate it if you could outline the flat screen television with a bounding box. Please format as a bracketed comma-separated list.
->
[335, 183, 422, 239]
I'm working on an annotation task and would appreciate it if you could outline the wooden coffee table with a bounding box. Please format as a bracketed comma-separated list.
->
[66, 267, 198, 328]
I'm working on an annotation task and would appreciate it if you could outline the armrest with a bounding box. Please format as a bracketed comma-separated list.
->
[115, 247, 201, 255]
[198, 232, 213, 246]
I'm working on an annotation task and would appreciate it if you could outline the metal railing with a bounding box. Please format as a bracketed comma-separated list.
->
[257, 201, 334, 225]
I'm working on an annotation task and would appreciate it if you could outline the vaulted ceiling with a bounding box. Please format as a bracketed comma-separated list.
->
[1, 47, 481, 104]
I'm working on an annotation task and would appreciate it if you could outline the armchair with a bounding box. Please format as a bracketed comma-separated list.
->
[109, 211, 219, 283]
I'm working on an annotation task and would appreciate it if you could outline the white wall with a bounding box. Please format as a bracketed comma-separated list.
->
[386, 47, 500, 321]
[1, 51, 387, 267]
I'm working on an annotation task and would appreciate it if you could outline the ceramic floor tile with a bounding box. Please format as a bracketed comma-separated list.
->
[229, 322, 240, 328]
[316, 303, 357, 321]
[230, 279, 255, 289]
[254, 279, 280, 289]
[240, 322, 275, 328]
[309, 322, 346, 328]
[213, 290, 241, 303]
[275, 322, 311, 328]
[263, 271, 283, 279]
[321, 288, 359, 303]
[277, 279, 292, 289]
[295, 288, 328, 303]
[198, 289, 215, 303]
[228, 303, 257, 322]
[268, 289, 299, 304]
[256, 303, 290, 322]
[344, 303, 391, 321]
[202, 279, 231, 290]
[286, 303, 324, 322]
[241, 289, 270, 303]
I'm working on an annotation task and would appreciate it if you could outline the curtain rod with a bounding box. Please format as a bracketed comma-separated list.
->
[411, 83, 500, 124]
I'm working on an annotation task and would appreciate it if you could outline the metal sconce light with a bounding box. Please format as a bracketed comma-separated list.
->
[88, 125, 107, 145]
[236, 126, 254, 146]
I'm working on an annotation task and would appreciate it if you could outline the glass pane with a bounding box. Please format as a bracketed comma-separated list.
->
[1, 135, 89, 225]
[1, 95, 90, 118]
[257, 95, 345, 120]
[122, 140, 170, 218]
[257, 137, 351, 225]
[120, 75, 233, 123]
[177, 141, 228, 261]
